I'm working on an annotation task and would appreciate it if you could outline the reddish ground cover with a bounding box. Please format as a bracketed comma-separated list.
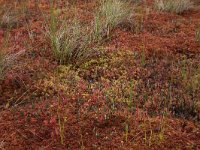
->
[0, 0, 199, 149]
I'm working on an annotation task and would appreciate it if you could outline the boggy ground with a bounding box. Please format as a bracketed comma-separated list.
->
[0, 0, 200, 149]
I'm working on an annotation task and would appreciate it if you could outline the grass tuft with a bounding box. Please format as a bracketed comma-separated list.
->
[92, 0, 132, 42]
[154, 0, 193, 14]
[45, 0, 132, 64]
[44, 2, 92, 64]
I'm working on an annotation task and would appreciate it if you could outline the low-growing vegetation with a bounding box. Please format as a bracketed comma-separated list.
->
[0, 0, 199, 149]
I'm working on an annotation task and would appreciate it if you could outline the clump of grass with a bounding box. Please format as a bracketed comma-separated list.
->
[44, 1, 92, 64]
[92, 0, 132, 42]
[154, 0, 193, 14]
[0, 8, 16, 28]
[0, 1, 29, 29]
[45, 0, 132, 64]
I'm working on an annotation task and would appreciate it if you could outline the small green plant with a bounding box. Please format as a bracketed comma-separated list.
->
[154, 0, 193, 14]
[142, 121, 158, 147]
[92, 0, 132, 41]
[196, 25, 200, 40]
[57, 98, 67, 145]
[124, 122, 129, 142]
[158, 112, 166, 143]
[80, 133, 85, 150]
[127, 79, 135, 109]
[57, 111, 67, 145]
